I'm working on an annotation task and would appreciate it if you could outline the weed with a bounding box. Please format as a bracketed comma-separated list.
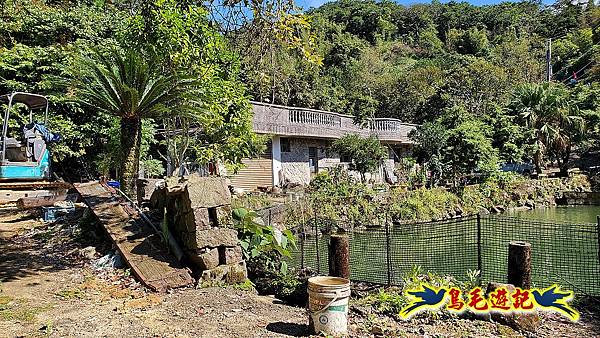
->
[232, 279, 255, 291]
[231, 194, 274, 210]
[55, 288, 85, 300]
[0, 295, 13, 305]
[359, 288, 408, 317]
[0, 301, 51, 322]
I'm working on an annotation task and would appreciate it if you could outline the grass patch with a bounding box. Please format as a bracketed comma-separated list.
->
[0, 301, 51, 322]
[0, 295, 13, 305]
[231, 279, 255, 291]
[55, 288, 85, 300]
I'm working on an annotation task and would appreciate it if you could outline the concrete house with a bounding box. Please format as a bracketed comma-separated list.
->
[229, 102, 418, 191]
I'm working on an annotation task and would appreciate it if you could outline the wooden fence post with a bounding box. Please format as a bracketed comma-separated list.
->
[507, 241, 532, 288]
[328, 234, 350, 279]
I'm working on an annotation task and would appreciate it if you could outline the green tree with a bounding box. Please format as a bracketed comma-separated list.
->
[73, 50, 193, 196]
[0, 0, 126, 168]
[446, 27, 490, 56]
[507, 83, 584, 175]
[125, 0, 263, 175]
[332, 134, 387, 181]
[443, 119, 499, 184]
[409, 121, 448, 186]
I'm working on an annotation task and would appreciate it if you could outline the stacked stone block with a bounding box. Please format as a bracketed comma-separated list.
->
[162, 175, 247, 285]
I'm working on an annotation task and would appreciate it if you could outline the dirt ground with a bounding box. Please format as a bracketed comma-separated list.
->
[1, 207, 599, 338]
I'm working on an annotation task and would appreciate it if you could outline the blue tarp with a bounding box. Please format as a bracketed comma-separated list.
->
[23, 123, 61, 143]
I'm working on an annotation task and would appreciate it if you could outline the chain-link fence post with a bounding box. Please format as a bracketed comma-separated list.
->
[477, 214, 482, 274]
[300, 211, 305, 270]
[597, 215, 600, 277]
[313, 205, 320, 274]
[385, 211, 392, 286]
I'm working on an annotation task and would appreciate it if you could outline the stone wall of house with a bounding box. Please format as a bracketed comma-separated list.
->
[279, 138, 331, 185]
[278, 137, 393, 185]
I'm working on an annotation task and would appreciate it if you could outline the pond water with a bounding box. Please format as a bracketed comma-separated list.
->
[507, 205, 600, 224]
[291, 205, 600, 295]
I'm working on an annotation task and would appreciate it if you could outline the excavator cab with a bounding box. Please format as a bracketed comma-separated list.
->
[0, 92, 55, 180]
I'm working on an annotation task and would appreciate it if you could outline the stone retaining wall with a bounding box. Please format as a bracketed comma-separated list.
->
[157, 175, 247, 286]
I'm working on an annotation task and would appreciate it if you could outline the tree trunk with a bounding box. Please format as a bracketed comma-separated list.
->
[119, 116, 142, 198]
[559, 146, 571, 177]
[533, 148, 543, 174]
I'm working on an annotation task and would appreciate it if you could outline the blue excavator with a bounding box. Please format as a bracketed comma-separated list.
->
[0, 92, 70, 204]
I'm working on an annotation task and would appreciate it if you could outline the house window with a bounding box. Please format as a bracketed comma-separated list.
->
[280, 138, 291, 152]
[340, 154, 351, 163]
[309, 147, 318, 173]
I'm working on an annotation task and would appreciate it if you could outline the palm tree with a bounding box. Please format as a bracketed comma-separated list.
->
[74, 49, 193, 196]
[508, 83, 584, 175]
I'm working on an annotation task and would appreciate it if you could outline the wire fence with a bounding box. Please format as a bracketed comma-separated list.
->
[289, 214, 600, 296]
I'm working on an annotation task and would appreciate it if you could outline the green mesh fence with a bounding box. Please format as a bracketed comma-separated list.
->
[289, 214, 600, 296]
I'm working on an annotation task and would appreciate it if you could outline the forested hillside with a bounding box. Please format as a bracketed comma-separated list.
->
[242, 0, 598, 122]
[1, 0, 599, 181]
[238, 0, 600, 178]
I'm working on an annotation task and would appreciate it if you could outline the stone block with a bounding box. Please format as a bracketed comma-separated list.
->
[219, 246, 243, 264]
[193, 207, 212, 229]
[183, 175, 231, 208]
[195, 228, 239, 248]
[198, 261, 247, 286]
[149, 186, 166, 210]
[180, 231, 199, 250]
[188, 248, 219, 270]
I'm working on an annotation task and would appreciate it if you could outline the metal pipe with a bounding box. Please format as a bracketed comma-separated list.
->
[2, 94, 13, 163]
[115, 187, 184, 261]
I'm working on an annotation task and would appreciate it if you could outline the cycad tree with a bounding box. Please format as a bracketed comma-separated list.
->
[74, 50, 193, 196]
[508, 83, 584, 175]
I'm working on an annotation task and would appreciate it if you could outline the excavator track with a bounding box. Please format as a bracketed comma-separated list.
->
[0, 181, 72, 190]
[0, 181, 72, 205]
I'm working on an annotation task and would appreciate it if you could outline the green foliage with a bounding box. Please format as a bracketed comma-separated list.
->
[0, 0, 124, 164]
[389, 188, 461, 222]
[231, 194, 274, 211]
[233, 0, 600, 179]
[358, 267, 470, 319]
[72, 48, 194, 194]
[308, 168, 380, 226]
[331, 134, 387, 180]
[96, 118, 164, 178]
[233, 208, 296, 274]
[444, 119, 499, 180]
[126, 0, 264, 172]
[446, 27, 490, 56]
[507, 82, 584, 174]
[1, 0, 261, 183]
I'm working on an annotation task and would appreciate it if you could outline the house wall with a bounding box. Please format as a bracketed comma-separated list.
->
[279, 138, 337, 185]
[277, 137, 397, 186]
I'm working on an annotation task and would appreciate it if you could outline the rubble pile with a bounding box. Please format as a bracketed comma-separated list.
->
[157, 175, 247, 286]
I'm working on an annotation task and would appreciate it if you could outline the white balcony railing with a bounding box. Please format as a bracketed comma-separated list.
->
[251, 102, 417, 143]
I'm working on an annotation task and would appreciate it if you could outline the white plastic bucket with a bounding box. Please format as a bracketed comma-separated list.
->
[307, 276, 351, 336]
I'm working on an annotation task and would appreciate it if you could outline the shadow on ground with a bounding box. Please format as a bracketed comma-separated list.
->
[266, 322, 310, 337]
[0, 208, 104, 283]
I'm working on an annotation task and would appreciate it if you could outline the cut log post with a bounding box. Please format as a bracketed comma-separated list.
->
[507, 241, 532, 289]
[16, 193, 78, 210]
[328, 234, 350, 279]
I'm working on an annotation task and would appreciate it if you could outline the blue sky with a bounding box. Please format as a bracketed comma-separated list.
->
[296, 0, 555, 10]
